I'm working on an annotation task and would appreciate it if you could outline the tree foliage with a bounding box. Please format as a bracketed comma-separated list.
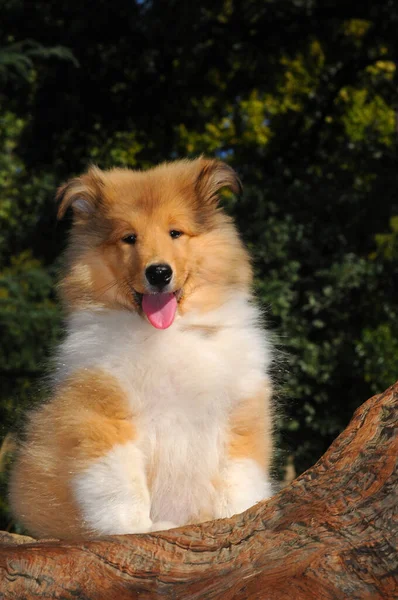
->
[1, 0, 397, 530]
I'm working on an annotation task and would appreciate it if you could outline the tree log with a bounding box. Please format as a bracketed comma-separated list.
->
[1, 382, 397, 599]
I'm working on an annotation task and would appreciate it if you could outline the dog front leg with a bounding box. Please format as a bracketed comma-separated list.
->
[215, 386, 274, 518]
[73, 442, 153, 535]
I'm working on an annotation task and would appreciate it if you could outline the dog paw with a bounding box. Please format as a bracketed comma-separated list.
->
[150, 521, 177, 532]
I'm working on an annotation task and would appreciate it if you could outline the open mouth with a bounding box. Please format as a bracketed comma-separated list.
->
[132, 288, 183, 306]
[132, 289, 183, 330]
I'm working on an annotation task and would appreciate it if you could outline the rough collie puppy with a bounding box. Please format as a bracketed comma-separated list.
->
[9, 158, 273, 539]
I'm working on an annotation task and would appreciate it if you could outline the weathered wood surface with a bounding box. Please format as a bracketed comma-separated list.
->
[0, 382, 397, 599]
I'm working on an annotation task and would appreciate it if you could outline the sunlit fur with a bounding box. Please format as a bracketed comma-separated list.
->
[9, 158, 274, 539]
[57, 160, 251, 315]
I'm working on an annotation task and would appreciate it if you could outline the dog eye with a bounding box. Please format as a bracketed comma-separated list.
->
[170, 230, 183, 239]
[122, 234, 137, 245]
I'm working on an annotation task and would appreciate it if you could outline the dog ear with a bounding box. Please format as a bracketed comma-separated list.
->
[194, 158, 242, 205]
[56, 166, 104, 220]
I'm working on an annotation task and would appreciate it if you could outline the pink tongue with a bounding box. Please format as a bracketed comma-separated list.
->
[142, 293, 177, 329]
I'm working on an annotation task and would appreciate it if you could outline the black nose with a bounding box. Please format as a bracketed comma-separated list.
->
[145, 263, 173, 289]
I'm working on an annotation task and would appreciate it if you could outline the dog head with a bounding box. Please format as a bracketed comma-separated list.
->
[57, 158, 252, 328]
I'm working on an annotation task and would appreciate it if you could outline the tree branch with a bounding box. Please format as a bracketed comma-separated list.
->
[1, 382, 397, 599]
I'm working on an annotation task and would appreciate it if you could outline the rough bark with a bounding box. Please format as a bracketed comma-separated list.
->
[1, 382, 397, 600]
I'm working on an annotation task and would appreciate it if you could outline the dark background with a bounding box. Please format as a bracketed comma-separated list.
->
[1, 0, 397, 531]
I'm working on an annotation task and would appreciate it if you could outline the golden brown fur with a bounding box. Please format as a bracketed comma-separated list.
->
[57, 160, 251, 315]
[228, 385, 273, 470]
[10, 370, 134, 538]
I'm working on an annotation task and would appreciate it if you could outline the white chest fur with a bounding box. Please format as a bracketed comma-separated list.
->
[57, 294, 272, 527]
[56, 294, 270, 398]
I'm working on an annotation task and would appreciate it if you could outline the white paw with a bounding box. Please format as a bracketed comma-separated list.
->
[150, 521, 177, 532]
[109, 515, 153, 535]
[214, 460, 273, 519]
